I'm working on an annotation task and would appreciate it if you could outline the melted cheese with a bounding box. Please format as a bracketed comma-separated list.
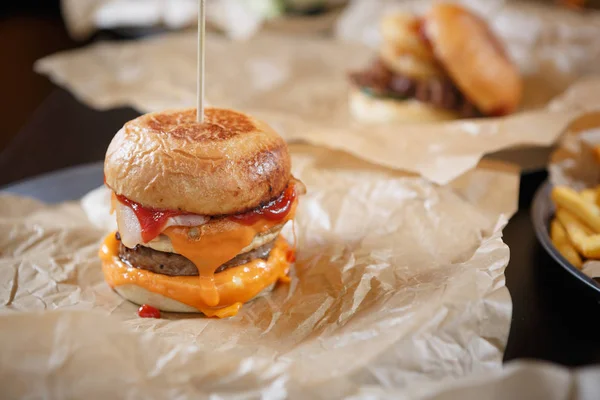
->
[163, 220, 273, 307]
[99, 233, 291, 318]
[161, 200, 297, 307]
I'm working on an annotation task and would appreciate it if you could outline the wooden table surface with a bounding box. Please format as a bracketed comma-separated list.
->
[1, 2, 600, 370]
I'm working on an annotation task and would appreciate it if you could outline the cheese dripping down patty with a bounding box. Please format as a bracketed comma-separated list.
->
[111, 179, 302, 309]
[112, 196, 299, 305]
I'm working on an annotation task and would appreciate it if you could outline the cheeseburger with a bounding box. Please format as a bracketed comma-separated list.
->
[349, 3, 522, 123]
[99, 108, 304, 318]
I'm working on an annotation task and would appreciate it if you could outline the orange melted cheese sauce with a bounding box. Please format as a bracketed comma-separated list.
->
[100, 233, 292, 318]
[161, 199, 297, 308]
[162, 216, 285, 307]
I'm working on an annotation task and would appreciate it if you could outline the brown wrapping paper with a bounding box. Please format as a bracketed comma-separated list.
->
[36, 29, 600, 184]
[548, 111, 600, 279]
[0, 145, 517, 398]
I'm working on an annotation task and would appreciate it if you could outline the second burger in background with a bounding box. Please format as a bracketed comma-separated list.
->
[349, 3, 522, 124]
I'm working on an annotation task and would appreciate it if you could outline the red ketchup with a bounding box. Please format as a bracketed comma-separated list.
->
[286, 249, 296, 263]
[116, 194, 184, 243]
[116, 183, 296, 241]
[232, 185, 296, 225]
[138, 304, 161, 318]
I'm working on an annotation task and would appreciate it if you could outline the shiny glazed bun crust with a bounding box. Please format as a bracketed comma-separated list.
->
[104, 108, 291, 215]
[424, 3, 522, 115]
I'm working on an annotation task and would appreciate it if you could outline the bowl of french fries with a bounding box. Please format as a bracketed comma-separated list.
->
[532, 115, 600, 292]
[532, 182, 600, 293]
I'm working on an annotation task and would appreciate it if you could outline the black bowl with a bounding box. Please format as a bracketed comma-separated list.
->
[531, 180, 600, 294]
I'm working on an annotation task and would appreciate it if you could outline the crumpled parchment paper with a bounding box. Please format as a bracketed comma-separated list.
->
[0, 144, 518, 399]
[351, 360, 600, 400]
[35, 29, 600, 185]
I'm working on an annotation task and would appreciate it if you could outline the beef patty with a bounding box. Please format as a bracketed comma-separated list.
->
[116, 232, 277, 276]
[349, 59, 482, 118]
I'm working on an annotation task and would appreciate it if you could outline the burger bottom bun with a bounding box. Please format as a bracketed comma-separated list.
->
[113, 283, 275, 314]
[349, 88, 459, 124]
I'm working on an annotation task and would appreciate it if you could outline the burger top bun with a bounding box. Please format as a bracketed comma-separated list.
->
[424, 3, 522, 115]
[104, 108, 291, 216]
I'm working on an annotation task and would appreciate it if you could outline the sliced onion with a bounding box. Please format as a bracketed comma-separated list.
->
[292, 177, 307, 196]
[115, 201, 143, 249]
[164, 215, 209, 229]
[114, 201, 209, 248]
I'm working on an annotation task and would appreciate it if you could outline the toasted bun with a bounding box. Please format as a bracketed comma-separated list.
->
[104, 108, 291, 215]
[114, 284, 199, 313]
[424, 3, 522, 115]
[349, 88, 458, 124]
[113, 283, 275, 314]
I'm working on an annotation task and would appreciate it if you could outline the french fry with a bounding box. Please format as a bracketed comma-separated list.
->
[550, 218, 568, 243]
[596, 187, 600, 208]
[556, 208, 600, 259]
[555, 243, 583, 269]
[550, 218, 583, 268]
[552, 186, 600, 232]
[581, 188, 597, 205]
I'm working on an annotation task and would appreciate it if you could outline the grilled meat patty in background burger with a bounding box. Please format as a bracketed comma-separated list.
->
[99, 108, 305, 318]
[349, 3, 522, 124]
